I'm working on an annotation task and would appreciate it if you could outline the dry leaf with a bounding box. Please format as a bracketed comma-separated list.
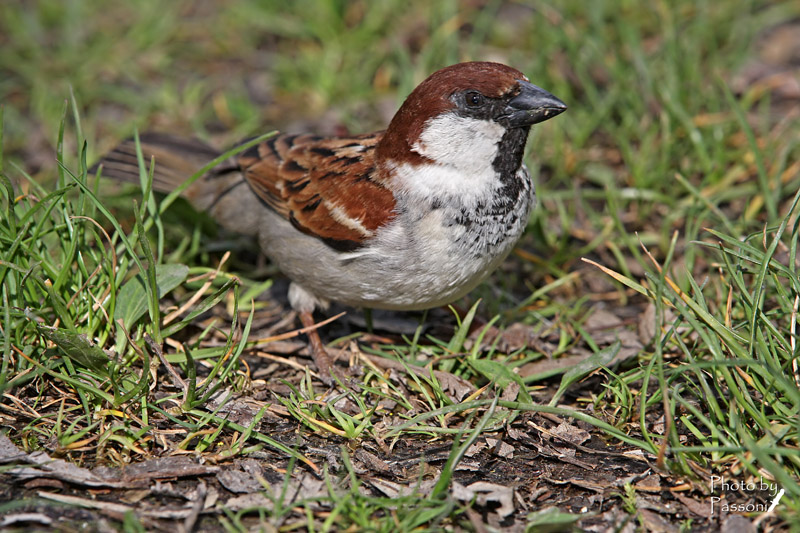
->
[452, 481, 515, 518]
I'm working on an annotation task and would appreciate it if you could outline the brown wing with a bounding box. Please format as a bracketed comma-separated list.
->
[238, 132, 396, 251]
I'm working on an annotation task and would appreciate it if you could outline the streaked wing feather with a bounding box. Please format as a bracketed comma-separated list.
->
[239, 132, 395, 250]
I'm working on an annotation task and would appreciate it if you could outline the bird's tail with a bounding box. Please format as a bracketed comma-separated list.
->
[93, 133, 222, 196]
[94, 133, 263, 237]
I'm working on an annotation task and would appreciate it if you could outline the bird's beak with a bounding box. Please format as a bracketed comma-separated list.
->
[502, 80, 567, 127]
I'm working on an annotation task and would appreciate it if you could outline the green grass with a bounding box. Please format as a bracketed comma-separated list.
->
[2, 0, 800, 530]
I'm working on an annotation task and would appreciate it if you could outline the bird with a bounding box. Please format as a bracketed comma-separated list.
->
[95, 61, 567, 383]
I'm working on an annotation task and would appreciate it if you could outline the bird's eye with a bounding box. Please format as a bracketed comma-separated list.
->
[465, 91, 485, 108]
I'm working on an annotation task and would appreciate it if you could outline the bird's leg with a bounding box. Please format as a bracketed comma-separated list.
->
[363, 308, 374, 333]
[299, 310, 335, 384]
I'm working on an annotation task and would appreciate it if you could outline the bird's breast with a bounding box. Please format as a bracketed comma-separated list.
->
[344, 166, 534, 309]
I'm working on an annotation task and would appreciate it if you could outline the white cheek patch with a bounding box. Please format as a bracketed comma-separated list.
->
[392, 114, 508, 206]
[413, 114, 505, 171]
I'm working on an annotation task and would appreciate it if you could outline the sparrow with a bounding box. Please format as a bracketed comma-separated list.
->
[96, 61, 567, 382]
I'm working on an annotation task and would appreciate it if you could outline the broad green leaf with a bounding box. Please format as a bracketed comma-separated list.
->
[114, 263, 189, 328]
[526, 507, 582, 532]
[469, 358, 531, 403]
[37, 326, 109, 373]
[448, 300, 480, 353]
[549, 342, 620, 407]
